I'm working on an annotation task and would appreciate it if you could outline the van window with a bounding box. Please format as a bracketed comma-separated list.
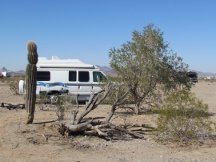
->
[69, 71, 76, 82]
[79, 71, 89, 82]
[93, 71, 106, 82]
[37, 71, 50, 81]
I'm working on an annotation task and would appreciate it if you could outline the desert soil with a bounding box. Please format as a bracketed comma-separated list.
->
[0, 81, 216, 162]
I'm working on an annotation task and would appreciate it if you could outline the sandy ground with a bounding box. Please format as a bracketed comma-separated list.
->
[0, 81, 216, 162]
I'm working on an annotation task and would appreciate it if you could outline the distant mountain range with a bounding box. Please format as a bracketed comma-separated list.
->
[0, 67, 7, 72]
[193, 70, 216, 78]
[97, 65, 116, 76]
[97, 67, 216, 78]
[1, 66, 215, 78]
[0, 67, 25, 77]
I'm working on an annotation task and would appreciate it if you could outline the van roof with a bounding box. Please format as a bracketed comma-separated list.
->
[37, 56, 96, 69]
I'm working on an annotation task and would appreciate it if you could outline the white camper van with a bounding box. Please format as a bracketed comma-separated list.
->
[19, 56, 106, 102]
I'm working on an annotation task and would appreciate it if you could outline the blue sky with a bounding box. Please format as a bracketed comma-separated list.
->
[0, 0, 216, 72]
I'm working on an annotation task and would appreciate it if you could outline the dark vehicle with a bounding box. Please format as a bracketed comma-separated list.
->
[187, 71, 198, 83]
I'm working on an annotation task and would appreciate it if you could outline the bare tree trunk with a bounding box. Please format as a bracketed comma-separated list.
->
[75, 83, 110, 124]
[130, 87, 141, 115]
[105, 104, 117, 122]
[105, 87, 129, 122]
[134, 102, 140, 115]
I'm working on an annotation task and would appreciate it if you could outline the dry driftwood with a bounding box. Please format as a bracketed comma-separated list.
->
[58, 82, 145, 140]
[0, 102, 25, 110]
[59, 83, 111, 136]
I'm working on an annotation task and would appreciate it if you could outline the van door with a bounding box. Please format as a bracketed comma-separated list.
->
[77, 71, 92, 96]
[67, 70, 78, 95]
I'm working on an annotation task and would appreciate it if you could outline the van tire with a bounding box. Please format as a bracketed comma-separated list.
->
[49, 95, 59, 104]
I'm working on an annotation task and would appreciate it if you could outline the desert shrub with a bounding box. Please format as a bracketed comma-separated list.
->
[55, 95, 77, 121]
[0, 77, 5, 83]
[36, 92, 49, 110]
[37, 93, 78, 120]
[156, 89, 214, 143]
[9, 80, 19, 95]
[9, 77, 24, 95]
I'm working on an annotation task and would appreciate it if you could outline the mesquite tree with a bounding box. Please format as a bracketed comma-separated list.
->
[109, 24, 190, 114]
[26, 41, 38, 124]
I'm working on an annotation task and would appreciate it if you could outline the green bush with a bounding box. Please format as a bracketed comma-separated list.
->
[156, 89, 214, 143]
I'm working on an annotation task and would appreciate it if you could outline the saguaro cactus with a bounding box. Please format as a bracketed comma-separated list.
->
[26, 41, 38, 124]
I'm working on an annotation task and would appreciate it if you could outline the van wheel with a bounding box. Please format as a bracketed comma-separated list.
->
[49, 95, 59, 104]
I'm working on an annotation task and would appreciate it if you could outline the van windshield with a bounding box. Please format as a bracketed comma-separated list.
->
[93, 71, 106, 82]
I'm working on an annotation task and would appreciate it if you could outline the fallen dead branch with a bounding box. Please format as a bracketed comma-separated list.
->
[58, 122, 145, 140]
[0, 102, 25, 110]
[56, 82, 146, 140]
